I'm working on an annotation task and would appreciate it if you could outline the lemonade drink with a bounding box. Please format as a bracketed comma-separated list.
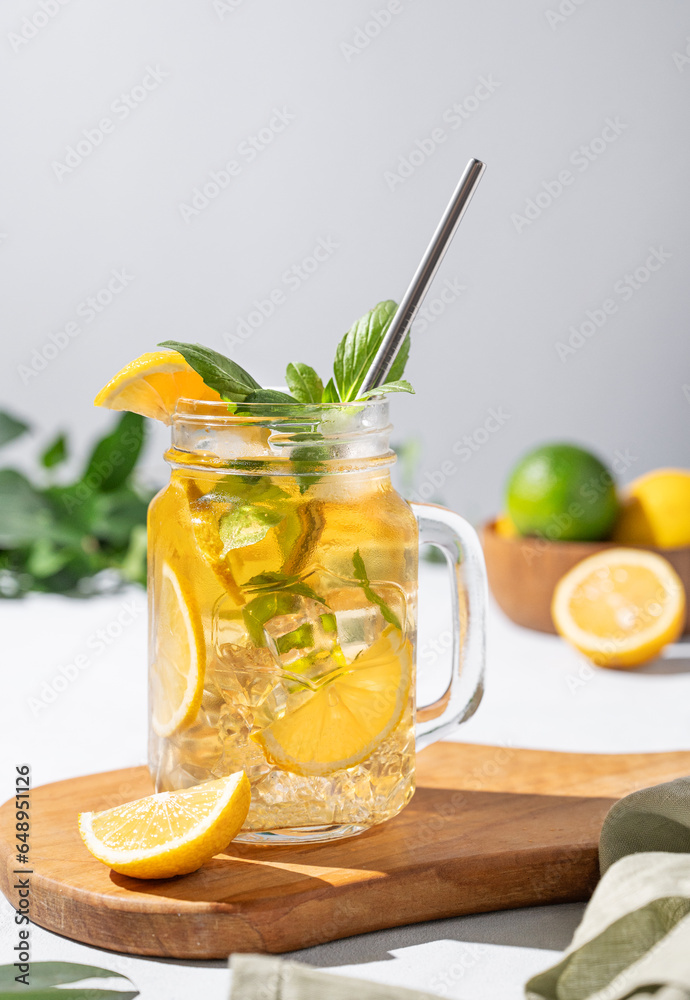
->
[95, 310, 487, 846]
[148, 398, 419, 842]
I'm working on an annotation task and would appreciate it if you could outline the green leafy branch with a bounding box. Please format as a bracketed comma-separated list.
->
[0, 409, 155, 598]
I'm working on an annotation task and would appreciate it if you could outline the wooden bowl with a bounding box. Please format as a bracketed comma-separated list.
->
[481, 519, 690, 635]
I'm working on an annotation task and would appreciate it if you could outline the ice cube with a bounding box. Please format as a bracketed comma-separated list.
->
[212, 643, 289, 733]
[260, 596, 345, 685]
[305, 568, 409, 654]
[173, 720, 223, 773]
[213, 644, 281, 706]
[217, 701, 269, 775]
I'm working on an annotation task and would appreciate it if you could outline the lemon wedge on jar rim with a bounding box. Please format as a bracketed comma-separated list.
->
[94, 350, 221, 423]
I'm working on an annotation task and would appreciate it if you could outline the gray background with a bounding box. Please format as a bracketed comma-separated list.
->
[2, 0, 689, 522]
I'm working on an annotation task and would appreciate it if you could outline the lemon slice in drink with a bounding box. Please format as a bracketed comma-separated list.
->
[94, 350, 221, 424]
[151, 561, 205, 737]
[78, 773, 251, 879]
[255, 626, 411, 776]
[551, 548, 685, 668]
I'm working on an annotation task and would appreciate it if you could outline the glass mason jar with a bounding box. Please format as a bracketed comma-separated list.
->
[148, 397, 486, 843]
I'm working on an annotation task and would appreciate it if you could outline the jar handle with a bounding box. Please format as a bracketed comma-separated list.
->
[411, 502, 487, 750]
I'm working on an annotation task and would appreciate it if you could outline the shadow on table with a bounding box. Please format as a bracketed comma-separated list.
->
[640, 640, 690, 674]
[32, 900, 584, 974]
[282, 901, 585, 967]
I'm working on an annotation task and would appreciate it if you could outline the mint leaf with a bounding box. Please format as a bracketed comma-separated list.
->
[242, 590, 295, 647]
[219, 503, 285, 553]
[357, 380, 414, 400]
[387, 329, 411, 383]
[118, 523, 148, 585]
[158, 341, 261, 401]
[85, 486, 150, 547]
[322, 378, 340, 403]
[245, 389, 297, 403]
[243, 571, 324, 604]
[0, 960, 138, 995]
[286, 363, 324, 403]
[275, 621, 315, 654]
[241, 571, 331, 649]
[27, 536, 73, 579]
[334, 300, 407, 402]
[234, 389, 300, 419]
[41, 432, 68, 468]
[0, 470, 51, 547]
[352, 548, 401, 630]
[0, 411, 30, 448]
[244, 571, 303, 591]
[211, 475, 289, 505]
[82, 412, 145, 492]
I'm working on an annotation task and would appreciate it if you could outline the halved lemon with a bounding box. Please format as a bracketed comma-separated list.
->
[151, 561, 205, 736]
[78, 772, 251, 878]
[94, 350, 221, 423]
[551, 548, 686, 668]
[255, 625, 412, 775]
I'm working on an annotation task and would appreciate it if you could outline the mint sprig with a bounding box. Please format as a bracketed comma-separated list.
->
[353, 548, 402, 630]
[333, 300, 411, 401]
[157, 299, 414, 409]
[286, 362, 324, 403]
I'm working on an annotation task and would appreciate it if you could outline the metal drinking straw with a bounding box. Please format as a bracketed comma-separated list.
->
[359, 157, 486, 395]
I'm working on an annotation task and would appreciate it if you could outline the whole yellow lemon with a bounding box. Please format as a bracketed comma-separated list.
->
[613, 469, 690, 548]
[494, 513, 518, 538]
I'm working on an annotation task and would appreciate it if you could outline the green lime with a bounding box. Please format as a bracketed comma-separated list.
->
[506, 443, 619, 541]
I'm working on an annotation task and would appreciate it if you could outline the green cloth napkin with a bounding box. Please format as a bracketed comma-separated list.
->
[229, 953, 439, 999]
[229, 775, 690, 1000]
[526, 775, 690, 1000]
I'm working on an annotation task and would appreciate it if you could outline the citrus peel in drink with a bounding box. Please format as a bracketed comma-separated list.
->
[94, 350, 221, 423]
[78, 772, 251, 878]
[551, 548, 685, 668]
[254, 625, 411, 775]
[150, 560, 205, 737]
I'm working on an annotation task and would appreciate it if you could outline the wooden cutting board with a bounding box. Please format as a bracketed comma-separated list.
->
[1, 743, 688, 960]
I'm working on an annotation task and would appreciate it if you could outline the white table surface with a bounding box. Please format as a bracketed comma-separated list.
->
[2, 562, 689, 999]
